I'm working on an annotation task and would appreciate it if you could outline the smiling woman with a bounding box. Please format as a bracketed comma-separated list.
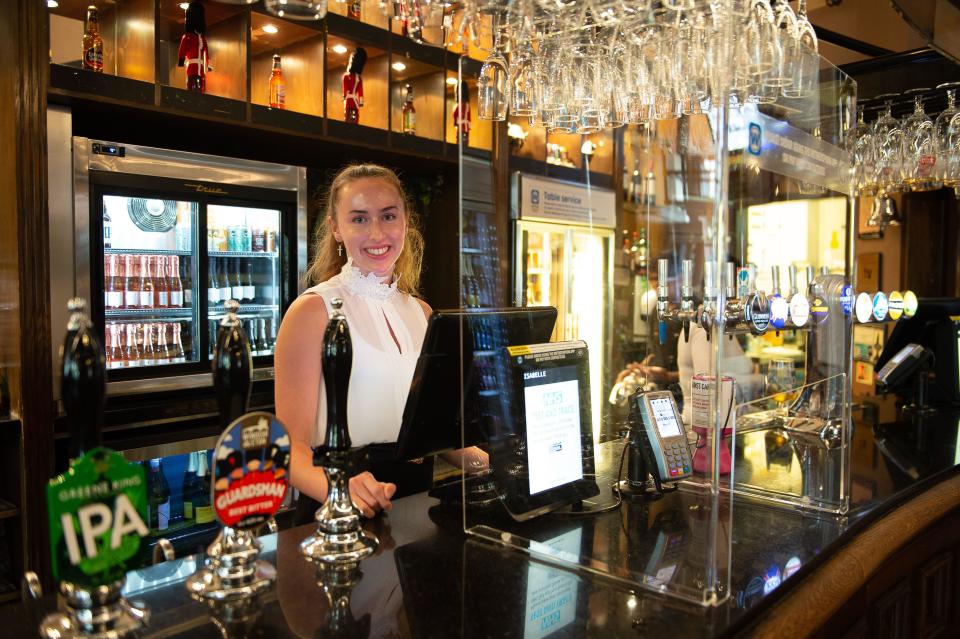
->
[275, 164, 435, 523]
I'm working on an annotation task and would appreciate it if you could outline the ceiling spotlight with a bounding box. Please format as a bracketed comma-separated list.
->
[262, 24, 279, 34]
[445, 77, 458, 86]
[47, 0, 59, 7]
[332, 44, 348, 54]
[178, 2, 189, 9]
[392, 61, 407, 72]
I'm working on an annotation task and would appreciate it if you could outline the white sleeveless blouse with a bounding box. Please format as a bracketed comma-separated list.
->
[301, 260, 427, 448]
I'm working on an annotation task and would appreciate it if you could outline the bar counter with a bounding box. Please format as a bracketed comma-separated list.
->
[3, 409, 959, 638]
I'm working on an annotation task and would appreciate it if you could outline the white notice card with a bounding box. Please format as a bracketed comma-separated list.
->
[524, 379, 584, 495]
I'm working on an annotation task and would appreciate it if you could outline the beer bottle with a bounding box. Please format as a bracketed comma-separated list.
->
[82, 5, 104, 73]
[402, 83, 416, 135]
[139, 255, 155, 309]
[169, 255, 184, 307]
[269, 55, 286, 109]
[147, 458, 171, 533]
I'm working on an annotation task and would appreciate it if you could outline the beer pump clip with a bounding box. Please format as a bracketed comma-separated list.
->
[26, 300, 154, 639]
[187, 300, 291, 604]
[300, 298, 379, 565]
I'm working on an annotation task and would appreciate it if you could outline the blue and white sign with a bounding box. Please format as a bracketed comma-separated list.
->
[514, 173, 616, 228]
[840, 285, 854, 316]
[748, 123, 762, 156]
[872, 292, 888, 322]
[769, 295, 789, 329]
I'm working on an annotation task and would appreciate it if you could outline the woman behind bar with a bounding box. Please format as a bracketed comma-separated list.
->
[276, 164, 483, 522]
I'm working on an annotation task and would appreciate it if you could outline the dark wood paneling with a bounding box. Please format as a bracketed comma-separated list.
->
[873, 580, 912, 639]
[902, 190, 960, 298]
[917, 553, 954, 638]
[6, 0, 54, 584]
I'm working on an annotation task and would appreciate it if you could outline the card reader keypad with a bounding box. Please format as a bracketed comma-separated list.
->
[666, 441, 692, 478]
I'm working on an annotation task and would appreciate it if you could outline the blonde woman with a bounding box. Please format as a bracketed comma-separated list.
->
[276, 164, 485, 523]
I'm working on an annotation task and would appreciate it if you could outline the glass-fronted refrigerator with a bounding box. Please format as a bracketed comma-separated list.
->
[53, 137, 307, 396]
[512, 174, 615, 440]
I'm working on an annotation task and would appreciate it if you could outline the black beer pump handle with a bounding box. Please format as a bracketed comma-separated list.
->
[61, 298, 105, 459]
[213, 299, 253, 428]
[316, 298, 353, 469]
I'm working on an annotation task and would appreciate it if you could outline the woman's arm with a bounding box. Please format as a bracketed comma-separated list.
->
[275, 294, 396, 517]
[275, 294, 330, 503]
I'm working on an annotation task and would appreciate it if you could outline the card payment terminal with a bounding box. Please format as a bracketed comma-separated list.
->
[630, 390, 693, 485]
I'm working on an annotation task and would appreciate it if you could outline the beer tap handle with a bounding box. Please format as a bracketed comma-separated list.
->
[788, 264, 799, 297]
[723, 262, 736, 300]
[657, 259, 669, 345]
[213, 299, 252, 428]
[702, 262, 717, 341]
[771, 265, 781, 297]
[805, 265, 815, 291]
[320, 298, 353, 457]
[680, 259, 693, 342]
[61, 298, 105, 460]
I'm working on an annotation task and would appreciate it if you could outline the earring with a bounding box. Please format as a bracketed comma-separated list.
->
[338, 243, 343, 257]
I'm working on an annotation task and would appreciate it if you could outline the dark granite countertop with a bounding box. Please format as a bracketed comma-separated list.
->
[3, 407, 959, 638]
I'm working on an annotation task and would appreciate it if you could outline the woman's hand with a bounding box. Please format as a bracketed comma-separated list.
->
[349, 471, 397, 518]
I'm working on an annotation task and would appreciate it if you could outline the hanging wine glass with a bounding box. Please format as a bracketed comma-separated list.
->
[871, 97, 902, 194]
[477, 10, 509, 121]
[900, 88, 936, 190]
[263, 0, 327, 20]
[849, 104, 875, 195]
[934, 82, 960, 187]
[509, 21, 537, 117]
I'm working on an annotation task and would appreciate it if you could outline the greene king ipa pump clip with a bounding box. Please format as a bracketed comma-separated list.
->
[25, 299, 156, 639]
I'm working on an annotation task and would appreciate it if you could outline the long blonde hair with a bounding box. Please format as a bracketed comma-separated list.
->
[306, 164, 424, 296]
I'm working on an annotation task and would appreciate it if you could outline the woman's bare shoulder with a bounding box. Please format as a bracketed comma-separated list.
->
[278, 294, 329, 338]
[414, 297, 432, 321]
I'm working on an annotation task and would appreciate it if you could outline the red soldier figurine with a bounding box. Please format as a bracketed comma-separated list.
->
[342, 47, 367, 125]
[453, 80, 471, 145]
[178, 2, 211, 93]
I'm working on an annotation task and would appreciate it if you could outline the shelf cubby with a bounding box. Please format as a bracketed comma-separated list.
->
[250, 12, 324, 117]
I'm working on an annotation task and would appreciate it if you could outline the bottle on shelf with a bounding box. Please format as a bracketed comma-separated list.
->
[82, 4, 104, 73]
[139, 255, 155, 309]
[139, 323, 156, 366]
[402, 83, 416, 135]
[123, 254, 140, 309]
[170, 255, 184, 307]
[208, 259, 221, 306]
[218, 258, 232, 302]
[269, 54, 286, 110]
[265, 227, 277, 253]
[231, 258, 244, 302]
[124, 322, 140, 364]
[155, 322, 170, 363]
[147, 458, 171, 533]
[156, 256, 170, 308]
[256, 318, 268, 352]
[170, 323, 186, 363]
[193, 451, 214, 524]
[106, 324, 123, 367]
[181, 256, 193, 306]
[103, 207, 112, 249]
[182, 451, 199, 522]
[105, 254, 123, 310]
[251, 224, 265, 252]
[175, 202, 192, 251]
[242, 260, 256, 303]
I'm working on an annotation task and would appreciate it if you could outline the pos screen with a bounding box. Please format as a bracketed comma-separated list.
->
[490, 341, 599, 521]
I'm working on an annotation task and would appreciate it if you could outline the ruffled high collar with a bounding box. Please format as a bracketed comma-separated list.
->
[338, 258, 398, 302]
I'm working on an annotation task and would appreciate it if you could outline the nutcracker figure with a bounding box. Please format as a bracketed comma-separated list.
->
[178, 2, 212, 93]
[342, 47, 367, 124]
[453, 80, 471, 145]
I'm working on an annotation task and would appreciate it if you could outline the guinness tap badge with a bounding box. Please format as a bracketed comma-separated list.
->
[747, 294, 771, 334]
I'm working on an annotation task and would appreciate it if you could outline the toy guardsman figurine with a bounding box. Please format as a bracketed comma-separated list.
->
[453, 80, 471, 144]
[178, 2, 212, 93]
[342, 47, 367, 124]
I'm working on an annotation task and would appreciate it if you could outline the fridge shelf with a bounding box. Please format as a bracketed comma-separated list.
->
[106, 308, 194, 319]
[209, 304, 279, 316]
[209, 251, 279, 259]
[105, 248, 192, 256]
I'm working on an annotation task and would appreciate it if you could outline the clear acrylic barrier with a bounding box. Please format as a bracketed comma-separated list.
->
[456, 39, 854, 605]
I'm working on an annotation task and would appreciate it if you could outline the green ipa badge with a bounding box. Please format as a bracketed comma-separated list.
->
[47, 448, 149, 587]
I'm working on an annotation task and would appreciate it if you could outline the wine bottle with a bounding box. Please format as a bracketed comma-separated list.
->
[193, 452, 214, 524]
[156, 256, 170, 308]
[139, 255, 155, 309]
[170, 323, 186, 363]
[218, 258, 232, 303]
[181, 257, 193, 306]
[208, 258, 221, 306]
[231, 258, 243, 302]
[124, 254, 141, 309]
[169, 255, 184, 307]
[147, 458, 171, 533]
[182, 451, 198, 521]
[242, 260, 255, 302]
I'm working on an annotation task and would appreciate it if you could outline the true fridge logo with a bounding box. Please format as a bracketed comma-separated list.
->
[748, 123, 762, 156]
[184, 183, 228, 195]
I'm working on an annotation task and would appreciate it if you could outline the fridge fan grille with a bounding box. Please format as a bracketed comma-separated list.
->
[127, 198, 176, 232]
